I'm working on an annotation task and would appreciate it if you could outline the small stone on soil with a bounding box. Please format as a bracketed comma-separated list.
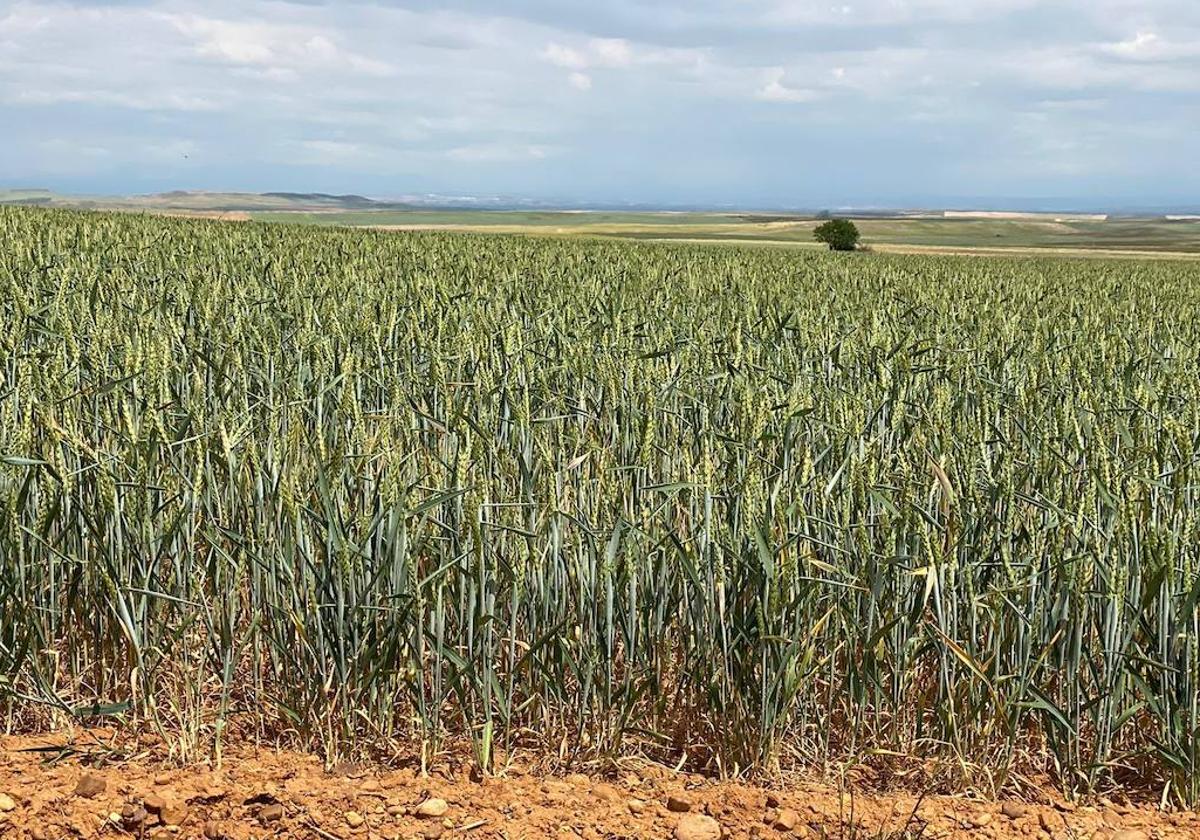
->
[675, 813, 722, 840]
[0, 793, 16, 812]
[345, 810, 365, 828]
[627, 799, 647, 815]
[415, 797, 449, 818]
[259, 803, 285, 823]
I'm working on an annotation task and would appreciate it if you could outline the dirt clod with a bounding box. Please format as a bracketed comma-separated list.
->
[668, 794, 694, 813]
[258, 803, 284, 823]
[74, 773, 106, 799]
[1001, 802, 1027, 820]
[203, 821, 224, 839]
[627, 798, 647, 815]
[160, 803, 188, 826]
[121, 803, 148, 826]
[772, 808, 799, 831]
[143, 793, 166, 814]
[966, 811, 993, 828]
[0, 793, 16, 812]
[345, 810, 365, 828]
[676, 813, 722, 840]
[594, 783, 621, 802]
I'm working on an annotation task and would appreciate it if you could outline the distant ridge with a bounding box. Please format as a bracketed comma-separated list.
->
[129, 190, 414, 211]
[2, 188, 1198, 218]
[0, 189, 419, 213]
[261, 192, 383, 209]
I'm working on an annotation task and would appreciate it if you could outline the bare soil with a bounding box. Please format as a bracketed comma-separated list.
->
[0, 734, 1193, 840]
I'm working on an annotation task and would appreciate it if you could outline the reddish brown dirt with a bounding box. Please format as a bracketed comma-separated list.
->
[0, 735, 1194, 840]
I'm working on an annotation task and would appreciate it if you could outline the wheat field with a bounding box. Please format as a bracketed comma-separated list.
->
[2, 207, 1198, 801]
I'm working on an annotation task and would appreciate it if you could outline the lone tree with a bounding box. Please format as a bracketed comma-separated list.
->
[813, 218, 860, 251]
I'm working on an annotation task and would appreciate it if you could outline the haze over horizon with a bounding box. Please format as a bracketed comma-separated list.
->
[2, 0, 1198, 210]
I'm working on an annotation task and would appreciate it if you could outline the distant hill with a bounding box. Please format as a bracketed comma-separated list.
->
[260, 192, 385, 209]
[0, 189, 418, 213]
[3, 191, 1198, 236]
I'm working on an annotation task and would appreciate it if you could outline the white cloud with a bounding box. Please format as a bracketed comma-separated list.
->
[1007, 43, 1200, 93]
[757, 68, 819, 102]
[542, 42, 588, 69]
[305, 35, 338, 62]
[299, 140, 370, 159]
[446, 143, 553, 162]
[539, 36, 688, 73]
[568, 72, 593, 91]
[8, 88, 219, 112]
[1105, 31, 1159, 58]
[764, 0, 1044, 26]
[1099, 30, 1200, 62]
[175, 16, 275, 64]
[166, 13, 395, 77]
[0, 6, 52, 37]
[542, 38, 633, 69]
[590, 38, 633, 67]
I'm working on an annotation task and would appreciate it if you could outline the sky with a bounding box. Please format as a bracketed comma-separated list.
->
[1, 0, 1198, 209]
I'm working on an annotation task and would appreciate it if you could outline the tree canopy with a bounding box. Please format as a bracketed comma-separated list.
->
[813, 219, 860, 251]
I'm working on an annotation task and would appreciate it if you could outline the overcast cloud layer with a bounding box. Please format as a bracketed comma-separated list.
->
[2, 0, 1198, 208]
